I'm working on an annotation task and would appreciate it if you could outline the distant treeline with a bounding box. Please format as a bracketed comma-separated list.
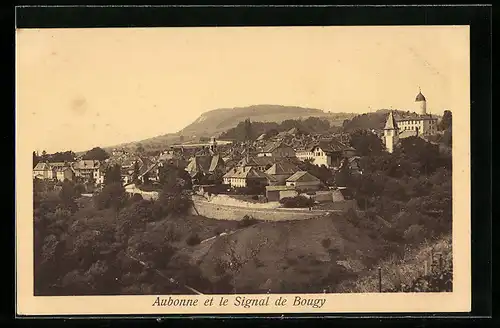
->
[341, 109, 406, 132]
[341, 109, 449, 133]
[33, 147, 111, 168]
[33, 151, 76, 166]
[219, 117, 340, 142]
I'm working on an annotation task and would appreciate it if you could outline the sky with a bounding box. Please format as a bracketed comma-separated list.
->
[16, 26, 469, 153]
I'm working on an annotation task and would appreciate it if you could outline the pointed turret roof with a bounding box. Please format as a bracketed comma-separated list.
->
[384, 111, 399, 130]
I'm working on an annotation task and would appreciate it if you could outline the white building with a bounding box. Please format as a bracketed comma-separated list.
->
[222, 166, 269, 189]
[384, 89, 439, 153]
[295, 140, 347, 168]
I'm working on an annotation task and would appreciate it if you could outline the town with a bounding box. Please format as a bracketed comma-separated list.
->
[33, 90, 453, 296]
[33, 90, 446, 216]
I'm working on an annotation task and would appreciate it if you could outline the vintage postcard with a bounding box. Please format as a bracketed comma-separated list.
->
[16, 25, 471, 315]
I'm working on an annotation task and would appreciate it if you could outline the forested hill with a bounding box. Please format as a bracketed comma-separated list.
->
[103, 105, 355, 153]
[179, 104, 354, 137]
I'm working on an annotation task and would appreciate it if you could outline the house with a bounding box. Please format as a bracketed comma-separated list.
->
[236, 156, 275, 172]
[33, 162, 54, 180]
[287, 127, 301, 136]
[275, 131, 289, 139]
[222, 166, 269, 189]
[138, 162, 160, 183]
[295, 140, 348, 168]
[112, 148, 127, 157]
[285, 171, 322, 192]
[343, 147, 357, 158]
[347, 156, 362, 174]
[72, 160, 103, 183]
[264, 161, 299, 185]
[186, 154, 225, 178]
[256, 133, 267, 141]
[257, 141, 295, 158]
[54, 166, 75, 182]
[265, 185, 298, 202]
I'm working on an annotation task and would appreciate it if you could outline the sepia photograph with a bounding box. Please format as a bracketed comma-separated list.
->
[16, 25, 471, 315]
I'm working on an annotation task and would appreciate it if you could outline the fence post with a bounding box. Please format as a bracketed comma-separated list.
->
[378, 267, 382, 292]
[430, 250, 434, 273]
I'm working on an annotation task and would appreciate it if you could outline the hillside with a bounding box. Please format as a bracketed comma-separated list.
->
[176, 212, 387, 294]
[179, 104, 356, 137]
[104, 105, 356, 153]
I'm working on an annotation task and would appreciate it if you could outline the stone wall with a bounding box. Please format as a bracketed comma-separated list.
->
[124, 184, 159, 201]
[190, 199, 328, 221]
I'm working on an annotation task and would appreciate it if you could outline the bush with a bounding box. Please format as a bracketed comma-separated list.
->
[74, 183, 86, 196]
[186, 233, 201, 246]
[279, 196, 314, 208]
[251, 195, 259, 200]
[130, 193, 143, 203]
[93, 182, 127, 211]
[238, 215, 259, 228]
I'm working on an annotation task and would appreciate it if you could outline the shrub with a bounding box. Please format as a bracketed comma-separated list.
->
[74, 183, 86, 196]
[251, 195, 259, 200]
[238, 215, 259, 228]
[130, 193, 143, 203]
[279, 196, 314, 208]
[186, 233, 201, 246]
[403, 224, 427, 245]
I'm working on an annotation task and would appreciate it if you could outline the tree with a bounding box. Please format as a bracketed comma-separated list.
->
[266, 129, 279, 138]
[59, 180, 78, 212]
[158, 164, 192, 192]
[33, 151, 39, 168]
[438, 110, 452, 131]
[142, 172, 150, 185]
[349, 130, 384, 156]
[400, 137, 441, 175]
[335, 158, 352, 187]
[441, 128, 452, 148]
[83, 147, 109, 161]
[136, 143, 145, 155]
[243, 118, 253, 141]
[40, 150, 48, 162]
[94, 182, 127, 211]
[48, 151, 76, 163]
[132, 161, 140, 184]
[104, 164, 122, 185]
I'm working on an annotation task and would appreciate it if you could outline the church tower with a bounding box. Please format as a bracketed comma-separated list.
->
[384, 111, 399, 153]
[209, 136, 217, 154]
[415, 87, 427, 115]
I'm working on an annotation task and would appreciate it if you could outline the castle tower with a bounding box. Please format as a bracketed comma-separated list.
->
[415, 87, 427, 115]
[384, 111, 399, 153]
